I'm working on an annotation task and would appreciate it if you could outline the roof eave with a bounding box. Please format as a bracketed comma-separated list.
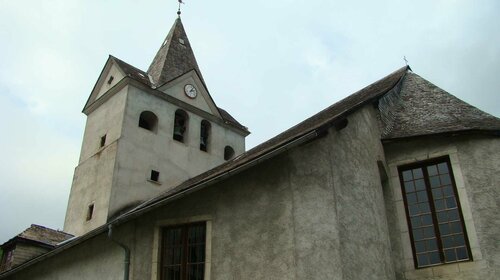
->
[0, 66, 410, 278]
[381, 129, 500, 143]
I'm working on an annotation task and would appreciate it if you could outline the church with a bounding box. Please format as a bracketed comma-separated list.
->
[1, 13, 500, 280]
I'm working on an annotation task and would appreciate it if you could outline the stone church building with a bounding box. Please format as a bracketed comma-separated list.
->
[1, 15, 499, 280]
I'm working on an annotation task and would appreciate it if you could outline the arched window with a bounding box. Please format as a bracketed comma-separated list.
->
[138, 111, 158, 132]
[173, 109, 188, 142]
[224, 146, 235, 161]
[200, 120, 211, 152]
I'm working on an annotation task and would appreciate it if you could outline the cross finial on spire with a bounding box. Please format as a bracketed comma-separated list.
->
[177, 0, 184, 17]
[403, 56, 409, 66]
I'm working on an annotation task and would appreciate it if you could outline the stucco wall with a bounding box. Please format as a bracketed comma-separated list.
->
[96, 63, 125, 99]
[66, 80, 246, 235]
[3, 105, 397, 280]
[107, 86, 245, 218]
[158, 72, 216, 116]
[11, 244, 48, 269]
[3, 234, 124, 280]
[328, 106, 395, 279]
[128, 105, 395, 280]
[64, 142, 118, 235]
[64, 87, 128, 235]
[78, 86, 128, 163]
[384, 135, 500, 279]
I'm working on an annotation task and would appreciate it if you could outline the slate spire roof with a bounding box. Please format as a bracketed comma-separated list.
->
[3, 66, 499, 278]
[82, 18, 248, 133]
[147, 17, 205, 86]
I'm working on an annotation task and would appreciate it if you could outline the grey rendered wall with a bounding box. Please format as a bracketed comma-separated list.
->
[130, 105, 395, 280]
[7, 105, 395, 279]
[10, 244, 48, 269]
[64, 87, 128, 236]
[107, 86, 245, 218]
[327, 107, 395, 279]
[2, 234, 124, 280]
[384, 135, 500, 279]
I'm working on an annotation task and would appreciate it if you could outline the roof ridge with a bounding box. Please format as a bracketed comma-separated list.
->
[110, 55, 147, 75]
[378, 69, 410, 137]
[116, 66, 410, 218]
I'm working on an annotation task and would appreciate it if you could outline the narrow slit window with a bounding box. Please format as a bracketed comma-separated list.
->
[150, 170, 160, 182]
[86, 204, 94, 221]
[100, 134, 106, 148]
[107, 76, 114, 85]
[173, 110, 188, 142]
[200, 120, 210, 152]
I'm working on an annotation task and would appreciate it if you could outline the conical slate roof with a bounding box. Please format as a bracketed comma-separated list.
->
[5, 66, 499, 278]
[147, 17, 204, 86]
[380, 71, 500, 139]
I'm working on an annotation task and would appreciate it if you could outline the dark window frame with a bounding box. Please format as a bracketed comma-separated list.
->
[200, 120, 210, 152]
[160, 222, 206, 280]
[150, 170, 160, 182]
[173, 110, 188, 143]
[398, 156, 472, 268]
[100, 134, 107, 148]
[86, 203, 94, 221]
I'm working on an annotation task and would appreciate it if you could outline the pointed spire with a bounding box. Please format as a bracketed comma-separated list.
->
[147, 18, 205, 86]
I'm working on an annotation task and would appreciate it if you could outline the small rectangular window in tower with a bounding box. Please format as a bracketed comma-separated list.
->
[150, 170, 160, 182]
[86, 204, 94, 221]
[107, 76, 114, 85]
[100, 134, 106, 148]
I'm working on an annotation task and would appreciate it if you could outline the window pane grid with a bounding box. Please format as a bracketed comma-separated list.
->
[402, 167, 441, 267]
[426, 163, 470, 263]
[187, 264, 204, 280]
[161, 223, 206, 280]
[399, 158, 471, 268]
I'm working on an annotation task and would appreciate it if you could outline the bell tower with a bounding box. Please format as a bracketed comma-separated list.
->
[63, 17, 249, 236]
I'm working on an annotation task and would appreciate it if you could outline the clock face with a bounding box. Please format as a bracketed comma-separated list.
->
[184, 84, 197, 99]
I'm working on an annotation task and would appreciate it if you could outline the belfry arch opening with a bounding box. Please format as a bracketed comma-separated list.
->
[173, 109, 188, 142]
[138, 111, 158, 133]
[224, 146, 235, 161]
[200, 120, 211, 152]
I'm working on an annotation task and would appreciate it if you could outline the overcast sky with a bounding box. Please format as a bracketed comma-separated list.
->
[0, 0, 499, 243]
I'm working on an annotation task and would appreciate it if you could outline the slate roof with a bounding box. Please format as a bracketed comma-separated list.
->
[83, 19, 249, 133]
[380, 72, 500, 139]
[1, 225, 73, 248]
[147, 17, 205, 87]
[3, 65, 500, 278]
[122, 65, 500, 218]
[111, 56, 152, 86]
[121, 66, 411, 216]
[109, 56, 247, 132]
